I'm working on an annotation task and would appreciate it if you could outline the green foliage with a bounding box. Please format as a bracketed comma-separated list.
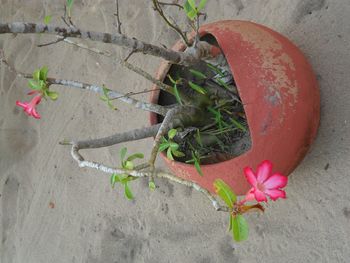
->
[66, 0, 74, 17]
[168, 74, 183, 105]
[28, 66, 58, 101]
[148, 181, 156, 191]
[100, 86, 117, 110]
[213, 179, 237, 208]
[231, 214, 249, 242]
[183, 0, 207, 20]
[110, 147, 144, 200]
[230, 117, 247, 132]
[159, 129, 185, 161]
[44, 15, 52, 25]
[189, 69, 207, 79]
[185, 150, 203, 176]
[188, 81, 206, 95]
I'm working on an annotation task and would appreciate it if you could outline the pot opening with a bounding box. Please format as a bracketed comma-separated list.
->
[157, 34, 251, 165]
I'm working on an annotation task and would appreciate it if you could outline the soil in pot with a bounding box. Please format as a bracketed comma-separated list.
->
[156, 35, 251, 167]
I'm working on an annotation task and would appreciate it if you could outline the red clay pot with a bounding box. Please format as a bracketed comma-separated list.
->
[150, 20, 320, 195]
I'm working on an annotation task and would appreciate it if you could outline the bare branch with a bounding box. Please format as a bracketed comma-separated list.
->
[157, 1, 183, 9]
[0, 22, 216, 65]
[113, 0, 123, 34]
[37, 36, 65, 47]
[152, 0, 190, 46]
[63, 124, 162, 149]
[48, 78, 169, 115]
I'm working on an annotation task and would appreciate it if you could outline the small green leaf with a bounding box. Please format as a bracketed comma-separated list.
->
[207, 63, 224, 77]
[230, 118, 247, 132]
[188, 81, 206, 95]
[149, 181, 156, 191]
[169, 142, 179, 151]
[198, 0, 208, 11]
[183, 0, 197, 20]
[173, 84, 183, 105]
[126, 153, 144, 162]
[110, 174, 120, 187]
[33, 69, 40, 81]
[229, 214, 233, 231]
[124, 183, 134, 200]
[194, 158, 203, 176]
[66, 0, 74, 9]
[28, 80, 41, 90]
[168, 129, 177, 139]
[172, 150, 185, 158]
[124, 161, 134, 170]
[40, 66, 48, 81]
[167, 147, 174, 160]
[44, 15, 52, 25]
[213, 179, 237, 208]
[159, 142, 170, 152]
[187, 0, 196, 10]
[120, 147, 127, 162]
[47, 91, 59, 101]
[232, 215, 249, 242]
[189, 69, 207, 79]
[167, 74, 177, 84]
[216, 78, 230, 90]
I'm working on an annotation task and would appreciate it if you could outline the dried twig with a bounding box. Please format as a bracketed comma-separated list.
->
[113, 0, 123, 34]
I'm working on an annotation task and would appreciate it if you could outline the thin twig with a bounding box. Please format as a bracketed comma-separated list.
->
[113, 0, 122, 34]
[152, 0, 190, 46]
[158, 1, 183, 9]
[37, 36, 65, 47]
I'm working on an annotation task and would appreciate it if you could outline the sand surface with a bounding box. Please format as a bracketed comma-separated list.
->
[1, 0, 350, 262]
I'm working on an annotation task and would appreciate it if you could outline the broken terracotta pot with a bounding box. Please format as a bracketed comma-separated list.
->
[150, 20, 320, 195]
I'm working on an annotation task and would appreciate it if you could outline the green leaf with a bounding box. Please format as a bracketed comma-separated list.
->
[33, 69, 40, 81]
[40, 66, 48, 81]
[120, 147, 127, 162]
[124, 161, 134, 170]
[189, 69, 207, 79]
[207, 63, 224, 77]
[66, 0, 74, 9]
[44, 15, 52, 25]
[198, 0, 208, 11]
[194, 158, 203, 176]
[168, 129, 177, 139]
[172, 150, 185, 158]
[47, 91, 59, 101]
[216, 78, 230, 90]
[159, 142, 170, 152]
[149, 181, 156, 191]
[126, 153, 144, 162]
[187, 0, 196, 10]
[169, 142, 179, 151]
[232, 215, 249, 242]
[188, 81, 206, 95]
[230, 118, 247, 132]
[195, 129, 203, 147]
[28, 80, 41, 90]
[167, 147, 174, 160]
[213, 179, 237, 208]
[229, 215, 233, 231]
[110, 174, 120, 187]
[167, 74, 177, 84]
[173, 84, 183, 105]
[124, 183, 134, 200]
[183, 0, 197, 20]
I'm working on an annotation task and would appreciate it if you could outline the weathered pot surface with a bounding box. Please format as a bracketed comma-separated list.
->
[150, 20, 320, 195]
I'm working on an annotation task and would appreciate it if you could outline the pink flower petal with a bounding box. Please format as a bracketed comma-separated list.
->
[16, 101, 28, 109]
[265, 189, 286, 201]
[254, 189, 268, 202]
[256, 160, 273, 183]
[264, 173, 288, 189]
[239, 188, 255, 204]
[32, 108, 41, 119]
[244, 167, 257, 187]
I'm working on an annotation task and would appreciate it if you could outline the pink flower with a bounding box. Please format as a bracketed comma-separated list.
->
[242, 160, 288, 203]
[16, 95, 42, 119]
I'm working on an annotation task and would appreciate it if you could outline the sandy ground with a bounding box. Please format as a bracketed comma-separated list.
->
[1, 0, 350, 262]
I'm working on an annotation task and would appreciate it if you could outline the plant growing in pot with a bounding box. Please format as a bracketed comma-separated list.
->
[0, 0, 319, 242]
